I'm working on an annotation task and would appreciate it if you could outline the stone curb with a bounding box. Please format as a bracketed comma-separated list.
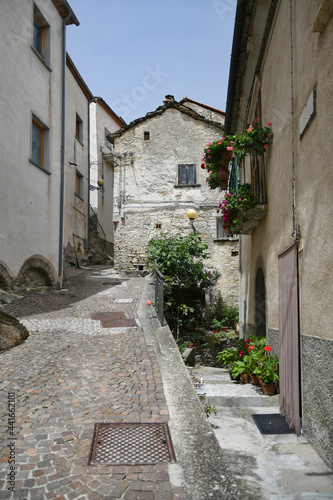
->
[137, 277, 240, 500]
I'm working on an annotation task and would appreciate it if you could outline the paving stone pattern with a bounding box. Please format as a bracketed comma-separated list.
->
[0, 268, 187, 499]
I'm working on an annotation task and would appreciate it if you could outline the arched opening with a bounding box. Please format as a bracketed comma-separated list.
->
[17, 256, 56, 289]
[255, 267, 266, 337]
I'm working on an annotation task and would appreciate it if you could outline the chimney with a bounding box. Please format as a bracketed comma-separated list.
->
[163, 94, 175, 105]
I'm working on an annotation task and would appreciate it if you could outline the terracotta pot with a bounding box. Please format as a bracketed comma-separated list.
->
[212, 328, 221, 334]
[222, 326, 228, 332]
[262, 382, 276, 396]
[241, 373, 250, 384]
[250, 374, 260, 386]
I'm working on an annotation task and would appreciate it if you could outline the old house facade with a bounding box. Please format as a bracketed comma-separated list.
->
[109, 96, 240, 306]
[0, 0, 79, 289]
[225, 0, 333, 467]
[89, 98, 126, 258]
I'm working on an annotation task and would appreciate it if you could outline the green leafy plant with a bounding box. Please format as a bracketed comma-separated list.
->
[211, 319, 222, 330]
[218, 183, 257, 233]
[146, 232, 220, 334]
[233, 120, 273, 158]
[256, 353, 279, 383]
[204, 404, 217, 417]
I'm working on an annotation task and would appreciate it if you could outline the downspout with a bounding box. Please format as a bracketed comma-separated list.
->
[58, 13, 72, 289]
[87, 99, 91, 249]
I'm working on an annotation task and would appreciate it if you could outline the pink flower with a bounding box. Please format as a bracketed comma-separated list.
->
[227, 193, 232, 197]
[216, 209, 219, 213]
[255, 117, 260, 123]
[268, 122, 272, 126]
[247, 125, 253, 132]
[238, 198, 242, 201]
[207, 149, 210, 153]
[264, 144, 268, 149]
[218, 141, 222, 144]
[208, 155, 211, 158]
[221, 137, 225, 140]
[223, 225, 226, 230]
[227, 146, 233, 151]
[201, 163, 205, 169]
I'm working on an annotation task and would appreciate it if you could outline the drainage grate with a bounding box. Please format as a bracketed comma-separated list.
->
[252, 413, 295, 435]
[88, 423, 176, 465]
[102, 281, 122, 286]
[91, 312, 137, 328]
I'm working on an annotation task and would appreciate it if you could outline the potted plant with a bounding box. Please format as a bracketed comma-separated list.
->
[221, 318, 229, 332]
[202, 136, 235, 190]
[217, 183, 257, 233]
[233, 120, 273, 158]
[211, 318, 222, 334]
[256, 352, 279, 395]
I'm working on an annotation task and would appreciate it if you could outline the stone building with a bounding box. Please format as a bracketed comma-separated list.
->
[109, 96, 240, 306]
[225, 0, 333, 467]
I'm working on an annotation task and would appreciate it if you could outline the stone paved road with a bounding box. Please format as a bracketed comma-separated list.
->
[0, 268, 187, 499]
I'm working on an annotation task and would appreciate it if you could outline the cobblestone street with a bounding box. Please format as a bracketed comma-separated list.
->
[0, 267, 188, 500]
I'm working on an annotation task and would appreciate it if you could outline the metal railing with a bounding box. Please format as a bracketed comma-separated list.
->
[89, 204, 107, 259]
[155, 269, 165, 326]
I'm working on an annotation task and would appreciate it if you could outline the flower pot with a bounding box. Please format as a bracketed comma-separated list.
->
[221, 326, 228, 332]
[250, 374, 260, 386]
[262, 382, 276, 396]
[212, 328, 221, 334]
[241, 373, 250, 384]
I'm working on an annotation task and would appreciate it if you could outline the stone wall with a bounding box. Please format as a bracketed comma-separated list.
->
[301, 335, 333, 469]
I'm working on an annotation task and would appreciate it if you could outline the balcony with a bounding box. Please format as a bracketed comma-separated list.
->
[228, 156, 267, 235]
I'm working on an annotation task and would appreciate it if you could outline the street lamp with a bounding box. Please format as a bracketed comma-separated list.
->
[186, 209, 197, 234]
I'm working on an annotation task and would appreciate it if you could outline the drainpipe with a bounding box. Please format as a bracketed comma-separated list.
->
[58, 13, 72, 289]
[87, 99, 92, 248]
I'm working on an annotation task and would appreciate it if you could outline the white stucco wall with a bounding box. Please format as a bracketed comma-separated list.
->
[0, 0, 77, 283]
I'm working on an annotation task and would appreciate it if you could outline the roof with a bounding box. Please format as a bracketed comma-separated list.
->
[94, 98, 127, 128]
[178, 97, 225, 115]
[109, 100, 224, 140]
[66, 53, 93, 100]
[51, 0, 80, 26]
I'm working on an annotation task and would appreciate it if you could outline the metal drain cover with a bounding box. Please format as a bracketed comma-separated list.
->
[91, 312, 137, 328]
[88, 423, 176, 465]
[252, 413, 295, 435]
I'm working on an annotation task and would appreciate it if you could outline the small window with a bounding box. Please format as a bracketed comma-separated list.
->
[144, 131, 150, 141]
[76, 114, 83, 142]
[75, 171, 83, 198]
[178, 164, 196, 185]
[32, 5, 50, 63]
[155, 223, 162, 229]
[217, 219, 234, 239]
[31, 115, 49, 170]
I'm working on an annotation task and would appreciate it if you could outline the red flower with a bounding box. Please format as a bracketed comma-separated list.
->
[264, 345, 271, 351]
[246, 339, 251, 343]
[268, 121, 272, 126]
[249, 345, 255, 350]
[201, 163, 205, 169]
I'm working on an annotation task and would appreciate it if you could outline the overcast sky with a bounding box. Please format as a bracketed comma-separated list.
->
[66, 0, 237, 124]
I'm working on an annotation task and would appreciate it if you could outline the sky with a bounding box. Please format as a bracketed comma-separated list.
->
[66, 0, 237, 124]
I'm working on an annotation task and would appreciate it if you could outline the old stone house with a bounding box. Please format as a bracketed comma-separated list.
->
[225, 0, 333, 467]
[109, 96, 240, 306]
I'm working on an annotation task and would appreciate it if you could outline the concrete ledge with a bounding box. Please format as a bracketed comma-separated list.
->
[138, 276, 240, 499]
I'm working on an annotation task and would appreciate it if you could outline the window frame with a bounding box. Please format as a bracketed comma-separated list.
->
[144, 131, 150, 141]
[216, 218, 236, 240]
[177, 163, 197, 186]
[75, 114, 83, 143]
[30, 114, 49, 172]
[75, 170, 83, 199]
[32, 5, 50, 65]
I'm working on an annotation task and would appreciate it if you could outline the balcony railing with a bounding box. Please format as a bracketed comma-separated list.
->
[229, 156, 267, 235]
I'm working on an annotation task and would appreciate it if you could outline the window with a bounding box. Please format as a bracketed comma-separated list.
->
[75, 171, 83, 198]
[32, 5, 50, 64]
[178, 164, 196, 185]
[75, 114, 83, 142]
[31, 115, 49, 170]
[144, 131, 150, 141]
[217, 219, 234, 239]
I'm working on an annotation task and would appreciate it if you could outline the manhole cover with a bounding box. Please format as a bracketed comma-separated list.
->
[88, 423, 176, 465]
[252, 413, 295, 435]
[91, 312, 137, 328]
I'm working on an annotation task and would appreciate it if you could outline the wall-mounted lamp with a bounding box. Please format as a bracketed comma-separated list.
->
[89, 178, 104, 191]
[186, 209, 197, 234]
